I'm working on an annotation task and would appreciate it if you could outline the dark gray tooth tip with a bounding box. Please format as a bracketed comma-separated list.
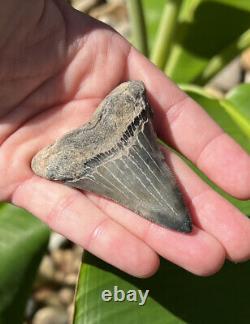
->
[181, 221, 192, 233]
[173, 214, 192, 233]
[31, 80, 192, 233]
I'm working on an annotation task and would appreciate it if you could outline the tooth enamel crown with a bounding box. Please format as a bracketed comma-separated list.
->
[32, 81, 192, 233]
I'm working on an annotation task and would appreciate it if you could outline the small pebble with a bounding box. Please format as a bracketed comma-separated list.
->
[48, 232, 67, 252]
[65, 273, 78, 286]
[32, 307, 68, 324]
[39, 255, 55, 281]
[46, 294, 63, 308]
[54, 270, 66, 284]
[241, 48, 250, 71]
[33, 287, 54, 303]
[208, 57, 242, 92]
[51, 249, 76, 273]
[59, 288, 75, 305]
[244, 70, 250, 83]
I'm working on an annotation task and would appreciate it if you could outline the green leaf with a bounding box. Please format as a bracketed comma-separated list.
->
[195, 29, 250, 85]
[180, 84, 250, 216]
[226, 83, 250, 136]
[220, 99, 250, 140]
[165, 0, 250, 83]
[0, 203, 50, 324]
[74, 252, 250, 324]
[181, 84, 250, 152]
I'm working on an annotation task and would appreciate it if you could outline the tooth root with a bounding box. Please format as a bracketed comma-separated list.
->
[32, 80, 192, 233]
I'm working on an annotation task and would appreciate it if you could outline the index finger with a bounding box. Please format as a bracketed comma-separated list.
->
[126, 47, 250, 199]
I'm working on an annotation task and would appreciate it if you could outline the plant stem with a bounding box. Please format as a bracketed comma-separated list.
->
[196, 29, 250, 85]
[127, 0, 148, 56]
[151, 0, 182, 70]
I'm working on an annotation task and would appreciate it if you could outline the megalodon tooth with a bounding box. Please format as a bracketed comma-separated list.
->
[31, 81, 192, 233]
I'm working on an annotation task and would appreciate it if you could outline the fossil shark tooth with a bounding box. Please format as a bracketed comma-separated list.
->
[31, 81, 192, 233]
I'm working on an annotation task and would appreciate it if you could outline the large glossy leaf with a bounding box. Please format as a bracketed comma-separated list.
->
[74, 252, 250, 324]
[0, 203, 50, 324]
[165, 0, 250, 83]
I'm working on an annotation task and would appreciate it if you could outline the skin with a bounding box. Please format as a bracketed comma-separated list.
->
[0, 0, 249, 277]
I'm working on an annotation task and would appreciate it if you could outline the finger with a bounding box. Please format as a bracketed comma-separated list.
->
[126, 47, 250, 199]
[0, 99, 98, 200]
[11, 175, 159, 277]
[86, 195, 225, 276]
[163, 149, 250, 262]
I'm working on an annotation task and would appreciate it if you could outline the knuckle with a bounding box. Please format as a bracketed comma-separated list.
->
[46, 192, 79, 228]
[84, 217, 109, 250]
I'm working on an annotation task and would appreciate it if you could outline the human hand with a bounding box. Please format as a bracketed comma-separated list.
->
[1, 0, 249, 277]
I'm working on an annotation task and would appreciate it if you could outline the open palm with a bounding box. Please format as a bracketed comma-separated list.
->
[0, 0, 249, 277]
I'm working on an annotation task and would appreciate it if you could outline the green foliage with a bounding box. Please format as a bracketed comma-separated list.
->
[0, 204, 50, 324]
[130, 0, 250, 84]
[181, 84, 250, 151]
[74, 252, 250, 324]
[165, 0, 250, 83]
